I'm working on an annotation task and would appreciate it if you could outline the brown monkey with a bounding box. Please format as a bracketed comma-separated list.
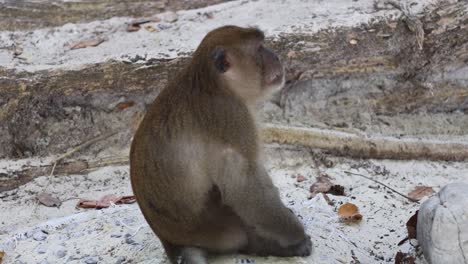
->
[130, 25, 312, 264]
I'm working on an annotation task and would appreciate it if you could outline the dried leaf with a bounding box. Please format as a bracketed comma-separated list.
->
[338, 202, 363, 223]
[394, 251, 415, 264]
[406, 211, 418, 239]
[144, 25, 157, 32]
[70, 39, 105, 50]
[408, 186, 433, 201]
[36, 192, 62, 207]
[328, 185, 345, 196]
[115, 101, 135, 111]
[77, 194, 136, 209]
[126, 25, 141, 32]
[310, 176, 333, 193]
[309, 175, 345, 197]
[296, 174, 306, 182]
[0, 251, 5, 264]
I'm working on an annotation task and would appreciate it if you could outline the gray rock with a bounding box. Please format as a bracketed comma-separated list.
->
[115, 256, 126, 264]
[110, 233, 122, 238]
[56, 249, 67, 258]
[125, 236, 137, 245]
[32, 231, 47, 241]
[36, 244, 47, 254]
[417, 182, 468, 264]
[84, 256, 99, 264]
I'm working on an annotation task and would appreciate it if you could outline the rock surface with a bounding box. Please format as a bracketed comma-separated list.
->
[417, 182, 468, 264]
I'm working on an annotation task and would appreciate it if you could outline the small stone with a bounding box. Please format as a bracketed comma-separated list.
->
[36, 244, 47, 254]
[25, 230, 34, 238]
[115, 256, 126, 264]
[125, 236, 137, 245]
[157, 24, 171, 30]
[56, 249, 67, 258]
[32, 231, 47, 241]
[84, 256, 99, 264]
[110, 233, 122, 238]
[121, 218, 135, 225]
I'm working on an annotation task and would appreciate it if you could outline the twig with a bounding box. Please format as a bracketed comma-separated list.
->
[322, 193, 335, 206]
[48, 130, 119, 177]
[55, 131, 119, 164]
[344, 171, 419, 203]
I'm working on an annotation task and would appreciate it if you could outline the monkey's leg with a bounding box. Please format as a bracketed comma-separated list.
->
[161, 239, 181, 264]
[180, 247, 208, 264]
[216, 149, 311, 256]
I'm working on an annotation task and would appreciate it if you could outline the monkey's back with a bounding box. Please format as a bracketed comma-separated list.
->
[130, 81, 258, 245]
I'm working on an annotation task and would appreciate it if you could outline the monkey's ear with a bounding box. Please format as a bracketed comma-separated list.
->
[212, 47, 230, 73]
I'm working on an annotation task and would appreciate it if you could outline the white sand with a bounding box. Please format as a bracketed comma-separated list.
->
[1, 146, 467, 263]
[0, 0, 434, 72]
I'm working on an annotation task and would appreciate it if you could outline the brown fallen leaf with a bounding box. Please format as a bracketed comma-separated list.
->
[115, 101, 135, 111]
[408, 186, 433, 201]
[70, 39, 105, 50]
[310, 175, 333, 193]
[398, 211, 419, 245]
[126, 25, 141, 32]
[0, 251, 5, 264]
[77, 194, 136, 209]
[36, 192, 62, 207]
[328, 184, 345, 196]
[309, 175, 345, 197]
[144, 25, 157, 32]
[406, 211, 418, 239]
[296, 174, 306, 183]
[338, 202, 363, 223]
[394, 251, 415, 264]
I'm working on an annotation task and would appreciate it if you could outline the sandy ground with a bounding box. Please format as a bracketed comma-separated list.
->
[1, 0, 467, 263]
[1, 146, 468, 263]
[0, 0, 434, 72]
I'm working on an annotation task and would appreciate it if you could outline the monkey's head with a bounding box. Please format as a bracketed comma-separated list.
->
[193, 26, 285, 103]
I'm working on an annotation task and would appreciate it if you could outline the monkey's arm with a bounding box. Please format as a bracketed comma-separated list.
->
[215, 149, 307, 248]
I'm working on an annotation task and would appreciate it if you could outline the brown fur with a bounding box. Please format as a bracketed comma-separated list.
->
[130, 26, 311, 263]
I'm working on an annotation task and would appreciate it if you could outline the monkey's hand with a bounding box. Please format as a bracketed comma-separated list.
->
[283, 235, 312, 257]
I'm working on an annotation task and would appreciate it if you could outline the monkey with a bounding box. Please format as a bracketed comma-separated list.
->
[130, 25, 312, 264]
